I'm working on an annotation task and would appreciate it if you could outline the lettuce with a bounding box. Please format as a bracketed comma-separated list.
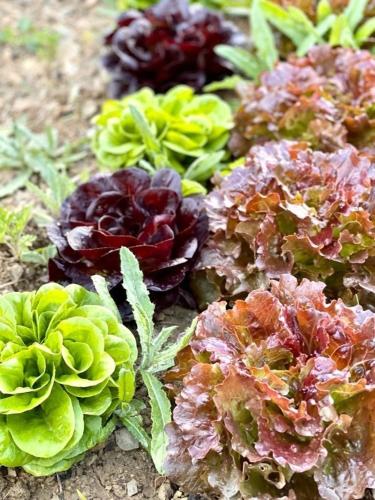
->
[0, 282, 136, 475]
[165, 274, 375, 498]
[103, 0, 244, 97]
[48, 168, 208, 318]
[92, 85, 233, 181]
[230, 46, 375, 158]
[193, 140, 375, 309]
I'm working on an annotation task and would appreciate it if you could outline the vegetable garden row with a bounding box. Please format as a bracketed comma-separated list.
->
[1, 0, 375, 498]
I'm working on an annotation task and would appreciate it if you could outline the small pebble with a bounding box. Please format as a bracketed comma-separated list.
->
[9, 263, 23, 282]
[115, 428, 139, 451]
[7, 468, 17, 478]
[158, 482, 173, 500]
[127, 479, 138, 497]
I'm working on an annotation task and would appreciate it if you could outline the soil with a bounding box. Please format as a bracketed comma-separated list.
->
[0, 1, 203, 499]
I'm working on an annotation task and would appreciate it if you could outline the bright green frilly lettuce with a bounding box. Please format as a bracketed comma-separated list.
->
[91, 85, 233, 183]
[0, 283, 137, 476]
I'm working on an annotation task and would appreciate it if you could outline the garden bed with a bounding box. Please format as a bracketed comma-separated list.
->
[1, 0, 375, 499]
[0, 1, 183, 498]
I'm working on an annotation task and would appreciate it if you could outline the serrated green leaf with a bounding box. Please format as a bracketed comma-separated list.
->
[120, 247, 155, 369]
[288, 6, 319, 36]
[329, 13, 358, 47]
[149, 317, 197, 374]
[141, 371, 171, 474]
[152, 326, 178, 354]
[0, 120, 86, 208]
[297, 14, 336, 56]
[261, 0, 305, 46]
[120, 413, 151, 450]
[0, 206, 35, 259]
[0, 170, 32, 198]
[184, 151, 225, 182]
[21, 244, 57, 265]
[27, 158, 76, 216]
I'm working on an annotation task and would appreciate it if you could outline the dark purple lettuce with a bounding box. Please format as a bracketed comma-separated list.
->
[165, 274, 375, 499]
[230, 46, 375, 159]
[102, 0, 245, 97]
[193, 140, 375, 309]
[48, 168, 208, 317]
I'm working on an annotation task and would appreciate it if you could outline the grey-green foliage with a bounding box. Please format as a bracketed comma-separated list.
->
[117, 247, 196, 473]
[0, 206, 56, 264]
[0, 121, 87, 214]
[0, 207, 35, 260]
[0, 121, 88, 264]
[0, 17, 59, 59]
[21, 245, 57, 266]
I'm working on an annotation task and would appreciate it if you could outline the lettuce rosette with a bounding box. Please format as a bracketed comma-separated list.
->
[103, 0, 244, 97]
[165, 275, 375, 499]
[0, 282, 137, 476]
[230, 46, 375, 158]
[193, 140, 375, 308]
[92, 85, 233, 179]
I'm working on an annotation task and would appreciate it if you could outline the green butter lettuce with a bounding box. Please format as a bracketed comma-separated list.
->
[92, 85, 233, 181]
[0, 283, 137, 475]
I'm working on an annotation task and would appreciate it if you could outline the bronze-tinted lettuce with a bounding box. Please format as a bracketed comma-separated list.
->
[48, 168, 208, 317]
[193, 140, 375, 309]
[230, 46, 375, 158]
[165, 274, 375, 499]
[102, 0, 244, 97]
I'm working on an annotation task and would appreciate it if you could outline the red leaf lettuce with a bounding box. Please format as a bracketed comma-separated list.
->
[230, 46, 375, 158]
[165, 275, 375, 499]
[193, 140, 375, 309]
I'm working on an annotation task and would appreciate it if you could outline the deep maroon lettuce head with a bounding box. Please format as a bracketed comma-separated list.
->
[48, 168, 208, 318]
[230, 46, 375, 158]
[193, 140, 375, 310]
[102, 0, 245, 97]
[165, 275, 375, 499]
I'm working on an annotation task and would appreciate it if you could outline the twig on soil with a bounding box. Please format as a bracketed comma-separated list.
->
[0, 280, 18, 290]
[56, 473, 64, 496]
